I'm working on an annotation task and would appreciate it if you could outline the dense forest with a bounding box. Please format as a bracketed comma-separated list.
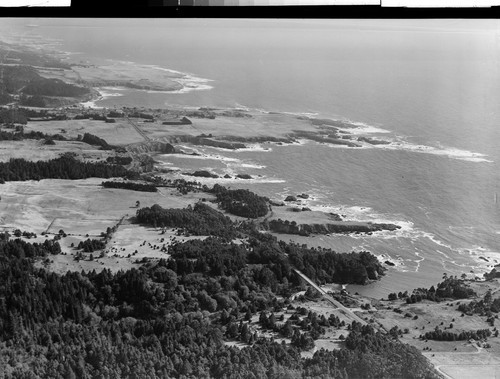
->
[0, 65, 40, 95]
[0, 128, 66, 142]
[388, 276, 476, 304]
[106, 156, 133, 165]
[81, 133, 112, 150]
[0, 232, 439, 378]
[0, 92, 13, 105]
[422, 328, 491, 342]
[484, 267, 500, 281]
[21, 77, 90, 98]
[0, 108, 28, 125]
[136, 203, 237, 240]
[77, 238, 107, 253]
[211, 184, 269, 218]
[0, 64, 88, 108]
[128, 111, 154, 120]
[0, 46, 71, 70]
[19, 94, 47, 107]
[137, 203, 387, 287]
[283, 243, 385, 285]
[457, 289, 500, 318]
[0, 155, 135, 182]
[102, 181, 157, 192]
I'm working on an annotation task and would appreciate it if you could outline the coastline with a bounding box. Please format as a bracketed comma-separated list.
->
[2, 34, 498, 298]
[2, 21, 500, 379]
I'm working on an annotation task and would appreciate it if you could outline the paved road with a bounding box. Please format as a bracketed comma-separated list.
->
[126, 116, 150, 142]
[44, 218, 58, 234]
[293, 269, 368, 326]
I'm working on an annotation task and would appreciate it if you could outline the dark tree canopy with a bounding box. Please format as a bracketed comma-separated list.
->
[102, 181, 157, 192]
[136, 202, 236, 239]
[0, 156, 134, 182]
[0, 233, 439, 379]
[22, 77, 90, 98]
[81, 133, 111, 149]
[211, 184, 269, 218]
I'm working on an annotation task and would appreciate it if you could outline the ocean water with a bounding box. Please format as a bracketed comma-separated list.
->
[2, 18, 499, 298]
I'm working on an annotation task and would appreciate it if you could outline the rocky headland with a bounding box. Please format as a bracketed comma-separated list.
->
[266, 218, 401, 236]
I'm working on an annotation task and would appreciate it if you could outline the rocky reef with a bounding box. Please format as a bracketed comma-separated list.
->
[185, 171, 219, 178]
[236, 174, 253, 179]
[357, 136, 391, 145]
[291, 130, 360, 148]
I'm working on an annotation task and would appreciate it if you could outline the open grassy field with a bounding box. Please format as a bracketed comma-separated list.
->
[159, 112, 317, 140]
[0, 139, 112, 162]
[38, 63, 183, 92]
[122, 111, 319, 142]
[36, 224, 208, 275]
[370, 280, 500, 379]
[22, 110, 321, 152]
[0, 177, 213, 273]
[0, 178, 212, 232]
[25, 118, 144, 146]
[423, 345, 500, 379]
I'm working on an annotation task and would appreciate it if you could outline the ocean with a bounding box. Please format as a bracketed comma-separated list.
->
[2, 18, 499, 298]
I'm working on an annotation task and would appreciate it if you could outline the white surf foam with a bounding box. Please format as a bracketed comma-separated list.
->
[279, 111, 320, 118]
[304, 115, 492, 163]
[163, 153, 240, 163]
[374, 139, 493, 163]
[235, 163, 266, 169]
[79, 86, 125, 108]
[177, 174, 286, 185]
[463, 246, 500, 265]
[232, 103, 271, 114]
[316, 131, 492, 163]
[373, 253, 409, 271]
[146, 64, 214, 93]
[341, 122, 392, 135]
[95, 59, 214, 94]
[98, 87, 125, 98]
[79, 100, 100, 109]
[169, 78, 214, 93]
[205, 144, 272, 153]
[413, 251, 425, 272]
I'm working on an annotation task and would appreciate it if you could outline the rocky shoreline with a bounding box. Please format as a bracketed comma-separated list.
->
[266, 218, 401, 236]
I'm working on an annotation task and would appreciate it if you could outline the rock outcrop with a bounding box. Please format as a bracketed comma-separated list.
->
[126, 141, 176, 154]
[186, 171, 219, 178]
[357, 136, 390, 145]
[236, 174, 252, 179]
[269, 200, 285, 206]
[267, 219, 400, 236]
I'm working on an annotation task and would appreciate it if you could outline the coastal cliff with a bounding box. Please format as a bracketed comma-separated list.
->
[171, 135, 247, 150]
[267, 219, 400, 236]
[126, 141, 176, 154]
